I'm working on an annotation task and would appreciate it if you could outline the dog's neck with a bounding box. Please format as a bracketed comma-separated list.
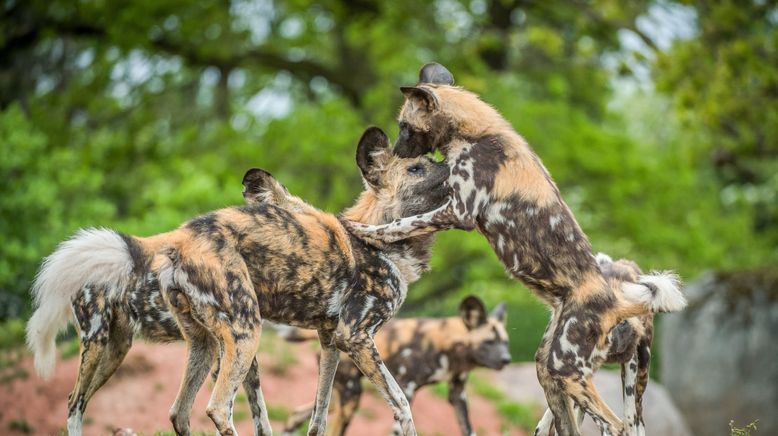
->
[341, 193, 435, 285]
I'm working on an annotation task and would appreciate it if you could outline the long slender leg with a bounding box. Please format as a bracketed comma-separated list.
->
[344, 199, 466, 244]
[337, 331, 415, 436]
[622, 352, 640, 436]
[564, 376, 623, 436]
[82, 313, 133, 401]
[206, 320, 261, 435]
[166, 289, 219, 436]
[634, 339, 652, 436]
[534, 399, 582, 436]
[330, 382, 362, 436]
[243, 357, 273, 436]
[536, 314, 579, 436]
[308, 330, 340, 436]
[448, 375, 474, 436]
[534, 408, 554, 436]
[67, 286, 112, 436]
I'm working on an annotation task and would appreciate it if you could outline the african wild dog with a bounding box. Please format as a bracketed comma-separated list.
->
[26, 127, 449, 436]
[159, 127, 450, 436]
[281, 296, 511, 436]
[25, 168, 296, 436]
[534, 253, 655, 436]
[345, 63, 686, 436]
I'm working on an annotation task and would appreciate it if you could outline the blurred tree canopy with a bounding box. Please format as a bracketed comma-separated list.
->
[1, 0, 777, 359]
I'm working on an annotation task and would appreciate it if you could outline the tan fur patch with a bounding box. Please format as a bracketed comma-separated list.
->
[491, 150, 558, 207]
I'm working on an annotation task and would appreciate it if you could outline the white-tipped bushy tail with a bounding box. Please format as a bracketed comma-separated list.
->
[26, 228, 134, 379]
[621, 271, 686, 313]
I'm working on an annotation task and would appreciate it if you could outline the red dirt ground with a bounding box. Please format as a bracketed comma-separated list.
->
[0, 339, 528, 436]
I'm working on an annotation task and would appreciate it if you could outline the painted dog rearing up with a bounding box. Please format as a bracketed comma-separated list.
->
[345, 64, 686, 436]
[282, 296, 511, 436]
[27, 127, 449, 436]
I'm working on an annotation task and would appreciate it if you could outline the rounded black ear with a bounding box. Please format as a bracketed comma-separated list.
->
[459, 295, 487, 330]
[356, 127, 391, 188]
[242, 167, 287, 204]
[419, 62, 455, 86]
[400, 86, 439, 111]
[489, 302, 508, 324]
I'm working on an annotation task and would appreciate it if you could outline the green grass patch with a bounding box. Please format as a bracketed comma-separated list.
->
[61, 337, 80, 360]
[267, 404, 290, 421]
[8, 418, 34, 434]
[0, 319, 26, 351]
[429, 382, 448, 399]
[233, 409, 249, 422]
[730, 419, 759, 436]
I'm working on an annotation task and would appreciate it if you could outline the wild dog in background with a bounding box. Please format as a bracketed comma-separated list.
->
[25, 168, 294, 436]
[27, 127, 449, 436]
[281, 296, 511, 436]
[160, 127, 449, 436]
[534, 253, 655, 436]
[345, 63, 686, 436]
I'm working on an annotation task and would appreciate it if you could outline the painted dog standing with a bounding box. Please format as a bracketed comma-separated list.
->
[282, 296, 511, 436]
[27, 127, 449, 436]
[25, 167, 297, 436]
[345, 64, 686, 436]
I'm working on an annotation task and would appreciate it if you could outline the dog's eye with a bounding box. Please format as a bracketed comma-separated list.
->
[407, 164, 424, 175]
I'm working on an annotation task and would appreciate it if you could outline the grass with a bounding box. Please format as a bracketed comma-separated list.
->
[0, 319, 26, 351]
[260, 330, 299, 376]
[730, 419, 759, 436]
[429, 382, 448, 399]
[267, 404, 291, 421]
[8, 418, 34, 434]
[61, 337, 80, 359]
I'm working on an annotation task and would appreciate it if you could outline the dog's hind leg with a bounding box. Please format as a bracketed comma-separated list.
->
[167, 295, 218, 436]
[564, 376, 623, 436]
[621, 349, 641, 436]
[206, 316, 261, 435]
[243, 356, 273, 435]
[83, 309, 133, 401]
[307, 329, 340, 436]
[335, 327, 415, 436]
[634, 339, 651, 436]
[67, 285, 113, 436]
[328, 367, 363, 436]
[535, 315, 580, 436]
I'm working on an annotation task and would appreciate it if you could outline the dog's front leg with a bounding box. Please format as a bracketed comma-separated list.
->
[336, 329, 416, 435]
[447, 375, 474, 436]
[344, 198, 475, 245]
[242, 357, 273, 436]
[307, 329, 340, 436]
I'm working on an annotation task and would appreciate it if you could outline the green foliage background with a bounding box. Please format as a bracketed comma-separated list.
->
[2, 0, 777, 363]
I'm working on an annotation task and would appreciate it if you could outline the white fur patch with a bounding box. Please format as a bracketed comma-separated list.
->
[27, 228, 134, 379]
[595, 252, 613, 268]
[622, 272, 686, 313]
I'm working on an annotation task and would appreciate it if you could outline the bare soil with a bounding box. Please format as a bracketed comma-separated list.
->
[0, 339, 527, 436]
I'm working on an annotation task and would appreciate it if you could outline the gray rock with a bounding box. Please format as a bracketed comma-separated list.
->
[496, 363, 691, 436]
[660, 269, 778, 436]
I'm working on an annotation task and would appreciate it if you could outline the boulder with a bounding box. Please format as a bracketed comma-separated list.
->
[496, 363, 691, 436]
[660, 269, 778, 436]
